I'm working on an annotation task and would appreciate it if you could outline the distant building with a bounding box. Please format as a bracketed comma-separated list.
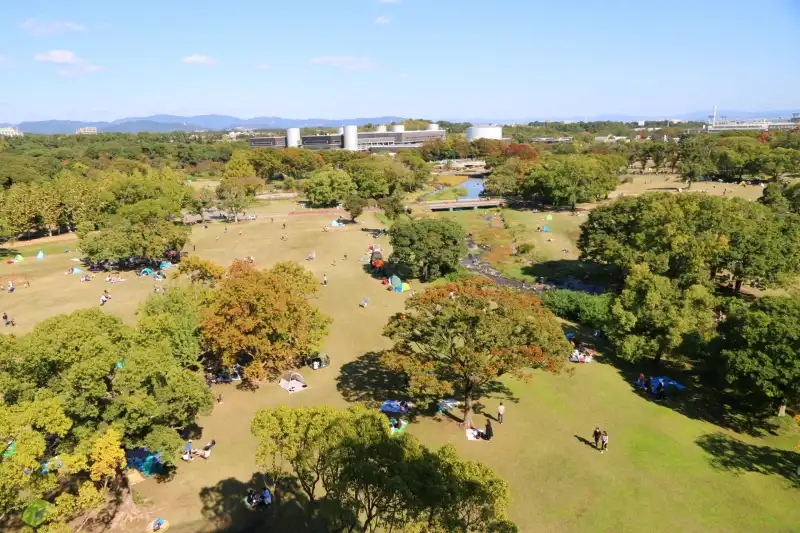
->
[706, 119, 797, 133]
[76, 126, 98, 135]
[466, 125, 503, 142]
[594, 135, 630, 143]
[250, 123, 446, 152]
[0, 127, 24, 137]
[530, 136, 574, 144]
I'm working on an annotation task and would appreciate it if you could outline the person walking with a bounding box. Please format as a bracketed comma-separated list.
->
[600, 431, 609, 454]
[497, 402, 505, 424]
[362, 296, 369, 308]
[592, 426, 602, 450]
[484, 419, 494, 441]
[323, 274, 328, 286]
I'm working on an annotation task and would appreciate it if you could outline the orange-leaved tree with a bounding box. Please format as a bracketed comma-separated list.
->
[383, 278, 571, 427]
[200, 260, 331, 380]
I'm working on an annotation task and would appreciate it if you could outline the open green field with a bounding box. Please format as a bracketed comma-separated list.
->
[4, 174, 799, 532]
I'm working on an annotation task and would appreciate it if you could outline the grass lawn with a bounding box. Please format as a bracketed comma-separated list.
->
[4, 176, 799, 532]
[427, 186, 468, 201]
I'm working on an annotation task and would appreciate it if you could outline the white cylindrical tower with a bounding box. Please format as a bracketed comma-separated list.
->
[426, 123, 440, 131]
[338, 126, 345, 134]
[392, 124, 405, 133]
[376, 124, 387, 133]
[343, 125, 358, 151]
[286, 127, 301, 148]
[466, 125, 503, 142]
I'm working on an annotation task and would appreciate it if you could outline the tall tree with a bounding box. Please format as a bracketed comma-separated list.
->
[343, 194, 368, 221]
[200, 260, 331, 380]
[607, 265, 716, 365]
[389, 218, 467, 282]
[383, 279, 571, 426]
[304, 167, 356, 207]
[717, 296, 800, 416]
[223, 150, 257, 178]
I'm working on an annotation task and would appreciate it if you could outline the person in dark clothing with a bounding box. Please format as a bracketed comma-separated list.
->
[656, 382, 665, 401]
[592, 426, 602, 449]
[645, 376, 652, 393]
[484, 420, 494, 441]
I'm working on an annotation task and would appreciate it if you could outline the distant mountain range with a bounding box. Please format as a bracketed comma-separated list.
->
[2, 110, 797, 134]
[4, 115, 407, 135]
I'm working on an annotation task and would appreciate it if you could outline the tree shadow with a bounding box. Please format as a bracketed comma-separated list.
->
[695, 433, 799, 488]
[336, 351, 410, 408]
[337, 351, 519, 425]
[595, 351, 780, 438]
[0, 247, 20, 259]
[521, 260, 619, 289]
[199, 473, 326, 532]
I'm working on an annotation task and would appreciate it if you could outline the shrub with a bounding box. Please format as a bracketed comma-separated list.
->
[516, 243, 534, 255]
[540, 289, 611, 330]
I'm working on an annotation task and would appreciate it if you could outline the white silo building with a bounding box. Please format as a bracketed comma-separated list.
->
[426, 123, 440, 131]
[286, 127, 301, 148]
[392, 124, 405, 133]
[375, 124, 387, 133]
[466, 125, 503, 142]
[343, 125, 358, 151]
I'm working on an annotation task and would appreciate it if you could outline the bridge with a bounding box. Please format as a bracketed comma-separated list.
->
[416, 198, 506, 212]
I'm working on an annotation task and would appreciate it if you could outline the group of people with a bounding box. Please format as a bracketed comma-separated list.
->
[182, 439, 216, 461]
[636, 373, 666, 401]
[592, 426, 610, 453]
[2, 313, 16, 327]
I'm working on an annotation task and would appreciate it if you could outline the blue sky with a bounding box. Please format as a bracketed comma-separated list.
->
[1, 0, 798, 122]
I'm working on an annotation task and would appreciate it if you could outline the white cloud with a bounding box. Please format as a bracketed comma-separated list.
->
[20, 19, 85, 36]
[34, 49, 81, 64]
[183, 54, 217, 65]
[34, 49, 101, 76]
[310, 56, 375, 71]
[375, 16, 390, 24]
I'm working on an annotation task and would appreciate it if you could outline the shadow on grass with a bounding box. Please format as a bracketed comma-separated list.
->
[522, 260, 619, 289]
[199, 473, 326, 532]
[574, 434, 598, 451]
[595, 351, 780, 438]
[695, 433, 800, 488]
[336, 351, 519, 423]
[337, 351, 410, 408]
[0, 248, 20, 259]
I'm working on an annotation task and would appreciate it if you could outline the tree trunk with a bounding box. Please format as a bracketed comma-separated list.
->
[462, 382, 474, 427]
[654, 352, 662, 366]
[734, 279, 743, 293]
[778, 403, 787, 417]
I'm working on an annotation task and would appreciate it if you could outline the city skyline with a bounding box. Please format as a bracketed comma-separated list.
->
[2, 0, 799, 123]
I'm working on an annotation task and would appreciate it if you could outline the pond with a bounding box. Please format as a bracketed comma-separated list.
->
[456, 177, 485, 200]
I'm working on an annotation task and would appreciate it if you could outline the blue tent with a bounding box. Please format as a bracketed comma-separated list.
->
[126, 448, 164, 477]
[159, 261, 173, 270]
[379, 400, 409, 414]
[71, 267, 83, 274]
[140, 267, 153, 276]
[542, 226, 551, 232]
[650, 376, 685, 394]
[36, 251, 45, 260]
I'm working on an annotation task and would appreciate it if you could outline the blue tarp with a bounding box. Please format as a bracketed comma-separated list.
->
[542, 226, 551, 232]
[380, 400, 409, 414]
[651, 376, 685, 392]
[331, 220, 344, 227]
[71, 267, 83, 274]
[159, 261, 173, 270]
[126, 448, 164, 477]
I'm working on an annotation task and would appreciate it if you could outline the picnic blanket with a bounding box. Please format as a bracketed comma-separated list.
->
[466, 428, 481, 441]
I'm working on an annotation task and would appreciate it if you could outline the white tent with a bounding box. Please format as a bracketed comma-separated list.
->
[279, 371, 307, 394]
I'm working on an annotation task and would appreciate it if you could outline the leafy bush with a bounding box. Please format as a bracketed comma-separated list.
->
[540, 289, 611, 329]
[441, 266, 477, 282]
[516, 243, 534, 255]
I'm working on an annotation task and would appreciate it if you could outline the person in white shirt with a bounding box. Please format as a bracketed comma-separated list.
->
[497, 402, 505, 424]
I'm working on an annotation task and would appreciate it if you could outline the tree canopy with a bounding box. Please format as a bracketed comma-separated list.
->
[383, 279, 571, 425]
[199, 260, 331, 380]
[716, 296, 800, 415]
[389, 218, 467, 282]
[251, 404, 516, 532]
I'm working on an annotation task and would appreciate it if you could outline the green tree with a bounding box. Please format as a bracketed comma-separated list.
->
[217, 176, 260, 222]
[383, 279, 571, 426]
[607, 265, 716, 365]
[223, 150, 257, 178]
[188, 186, 216, 222]
[389, 218, 467, 281]
[136, 287, 204, 369]
[717, 296, 800, 416]
[520, 155, 619, 208]
[304, 167, 356, 207]
[343, 195, 368, 221]
[79, 199, 190, 263]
